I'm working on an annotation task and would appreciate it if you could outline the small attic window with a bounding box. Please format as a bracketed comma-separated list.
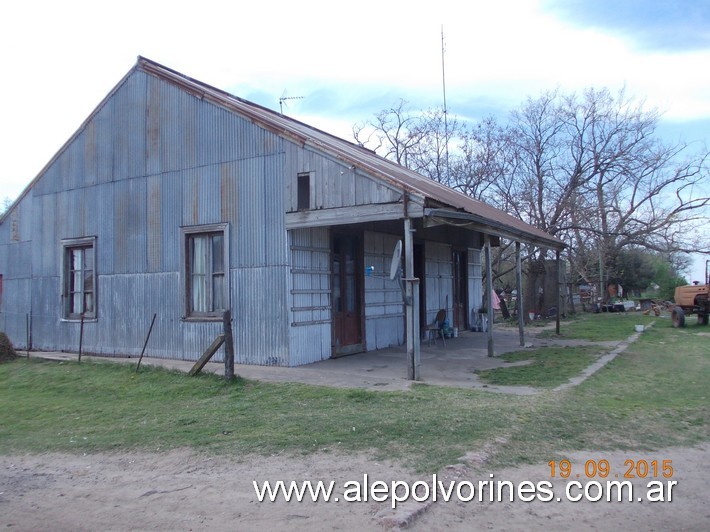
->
[297, 173, 310, 211]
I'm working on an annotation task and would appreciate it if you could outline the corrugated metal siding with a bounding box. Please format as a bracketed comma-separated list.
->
[0, 278, 31, 348]
[364, 231, 404, 349]
[283, 144, 402, 213]
[233, 266, 289, 365]
[288, 227, 331, 365]
[135, 58, 562, 248]
[0, 67, 292, 364]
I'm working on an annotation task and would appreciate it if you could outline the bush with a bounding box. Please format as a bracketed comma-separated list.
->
[0, 332, 18, 363]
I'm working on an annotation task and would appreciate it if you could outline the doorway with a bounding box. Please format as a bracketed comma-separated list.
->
[332, 233, 364, 356]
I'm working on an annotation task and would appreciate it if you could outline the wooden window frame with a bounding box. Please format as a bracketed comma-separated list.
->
[181, 223, 229, 321]
[60, 236, 97, 321]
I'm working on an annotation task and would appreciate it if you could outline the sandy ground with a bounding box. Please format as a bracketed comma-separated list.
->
[1, 444, 707, 531]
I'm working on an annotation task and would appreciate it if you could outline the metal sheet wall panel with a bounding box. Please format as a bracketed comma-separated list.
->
[96, 182, 116, 274]
[284, 144, 401, 213]
[32, 194, 56, 277]
[113, 178, 148, 274]
[112, 71, 147, 180]
[1, 68, 301, 365]
[232, 266, 289, 365]
[288, 227, 332, 365]
[29, 276, 58, 351]
[0, 278, 31, 348]
[364, 231, 405, 349]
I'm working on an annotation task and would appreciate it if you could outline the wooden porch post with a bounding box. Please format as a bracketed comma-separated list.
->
[485, 235, 494, 357]
[516, 241, 525, 347]
[404, 217, 420, 380]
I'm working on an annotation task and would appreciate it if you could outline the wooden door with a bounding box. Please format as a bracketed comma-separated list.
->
[332, 233, 363, 356]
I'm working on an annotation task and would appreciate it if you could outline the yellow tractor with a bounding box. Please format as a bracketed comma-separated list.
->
[671, 260, 709, 327]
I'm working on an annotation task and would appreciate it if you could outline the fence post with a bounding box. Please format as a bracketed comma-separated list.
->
[223, 310, 235, 381]
[135, 313, 157, 372]
[78, 314, 85, 362]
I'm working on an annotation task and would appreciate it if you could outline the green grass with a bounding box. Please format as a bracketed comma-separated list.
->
[475, 346, 603, 388]
[0, 313, 708, 473]
[538, 311, 659, 341]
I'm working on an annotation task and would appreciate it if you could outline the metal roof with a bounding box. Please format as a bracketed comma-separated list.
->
[136, 58, 563, 250]
[2, 56, 564, 250]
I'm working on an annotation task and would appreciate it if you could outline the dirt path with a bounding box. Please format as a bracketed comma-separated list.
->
[2, 444, 707, 531]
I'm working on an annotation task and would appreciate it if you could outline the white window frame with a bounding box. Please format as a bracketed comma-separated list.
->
[61, 236, 97, 321]
[181, 223, 229, 320]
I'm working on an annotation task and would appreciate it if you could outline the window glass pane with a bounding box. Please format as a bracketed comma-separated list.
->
[72, 249, 82, 272]
[212, 273, 224, 310]
[191, 236, 207, 275]
[192, 273, 207, 312]
[72, 290, 82, 314]
[212, 234, 223, 274]
[190, 235, 208, 312]
[84, 269, 93, 292]
[84, 247, 94, 270]
[84, 292, 94, 314]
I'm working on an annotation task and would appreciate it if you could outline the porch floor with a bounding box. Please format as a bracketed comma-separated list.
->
[27, 326, 622, 395]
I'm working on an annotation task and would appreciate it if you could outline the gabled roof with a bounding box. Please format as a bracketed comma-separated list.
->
[137, 58, 563, 249]
[2, 56, 563, 250]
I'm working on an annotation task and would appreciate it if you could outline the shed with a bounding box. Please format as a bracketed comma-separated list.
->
[0, 57, 564, 374]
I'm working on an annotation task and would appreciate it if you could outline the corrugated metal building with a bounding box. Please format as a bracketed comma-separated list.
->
[0, 57, 563, 366]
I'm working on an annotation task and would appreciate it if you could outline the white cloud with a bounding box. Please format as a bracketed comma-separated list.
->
[0, 0, 707, 201]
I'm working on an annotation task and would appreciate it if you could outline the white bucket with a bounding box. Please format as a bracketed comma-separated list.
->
[635, 324, 644, 333]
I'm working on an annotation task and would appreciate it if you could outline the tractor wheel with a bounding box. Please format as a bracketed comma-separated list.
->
[699, 312, 709, 326]
[671, 306, 686, 328]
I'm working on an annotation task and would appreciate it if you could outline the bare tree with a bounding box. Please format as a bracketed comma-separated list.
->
[353, 87, 710, 292]
[353, 99, 460, 184]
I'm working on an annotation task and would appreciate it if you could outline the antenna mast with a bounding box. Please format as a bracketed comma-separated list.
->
[441, 25, 450, 183]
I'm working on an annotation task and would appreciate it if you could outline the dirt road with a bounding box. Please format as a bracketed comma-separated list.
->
[1, 444, 707, 530]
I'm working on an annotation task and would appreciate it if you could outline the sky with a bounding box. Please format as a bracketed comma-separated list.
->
[1, 0, 708, 279]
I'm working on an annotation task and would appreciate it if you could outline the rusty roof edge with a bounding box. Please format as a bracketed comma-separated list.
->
[136, 58, 436, 203]
[137, 58, 310, 146]
[135, 57, 564, 250]
[425, 208, 566, 249]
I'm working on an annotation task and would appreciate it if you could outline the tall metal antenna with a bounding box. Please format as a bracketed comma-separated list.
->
[279, 95, 304, 114]
[441, 25, 450, 183]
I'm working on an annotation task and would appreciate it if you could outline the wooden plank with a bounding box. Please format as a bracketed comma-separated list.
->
[188, 334, 225, 376]
[285, 202, 416, 229]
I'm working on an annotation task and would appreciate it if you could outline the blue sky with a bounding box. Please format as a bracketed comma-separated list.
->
[1, 0, 707, 277]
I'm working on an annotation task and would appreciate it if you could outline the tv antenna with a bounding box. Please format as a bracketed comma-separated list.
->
[279, 94, 304, 114]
